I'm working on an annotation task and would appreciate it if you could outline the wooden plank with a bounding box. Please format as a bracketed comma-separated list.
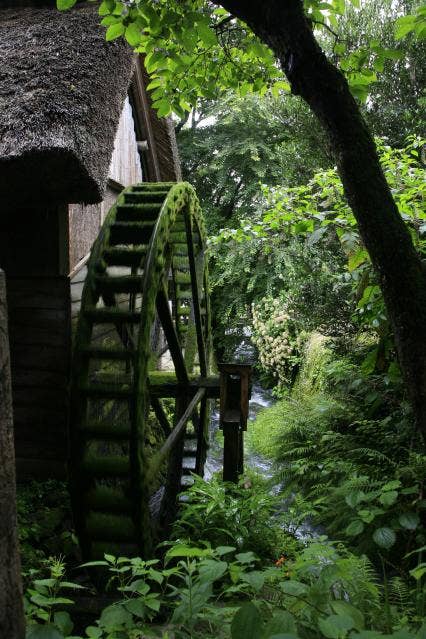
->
[12, 388, 69, 410]
[13, 406, 65, 426]
[9, 325, 69, 347]
[15, 458, 67, 480]
[146, 388, 206, 483]
[7, 277, 70, 309]
[10, 345, 70, 373]
[6, 276, 71, 479]
[10, 369, 68, 389]
[149, 377, 220, 399]
[108, 96, 143, 188]
[223, 423, 241, 484]
[13, 431, 68, 451]
[156, 287, 189, 384]
[151, 397, 172, 437]
[184, 213, 207, 376]
[0, 269, 26, 637]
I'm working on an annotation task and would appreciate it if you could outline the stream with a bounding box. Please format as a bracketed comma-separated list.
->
[204, 380, 275, 480]
[203, 377, 318, 541]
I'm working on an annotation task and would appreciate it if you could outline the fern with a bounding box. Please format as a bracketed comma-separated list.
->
[388, 576, 415, 620]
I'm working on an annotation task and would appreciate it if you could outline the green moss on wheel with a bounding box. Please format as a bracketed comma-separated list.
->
[70, 181, 212, 562]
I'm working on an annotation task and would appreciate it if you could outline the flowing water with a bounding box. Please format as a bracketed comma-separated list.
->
[204, 380, 274, 480]
[203, 376, 318, 540]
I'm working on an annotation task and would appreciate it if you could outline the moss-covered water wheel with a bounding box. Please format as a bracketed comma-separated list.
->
[70, 182, 212, 560]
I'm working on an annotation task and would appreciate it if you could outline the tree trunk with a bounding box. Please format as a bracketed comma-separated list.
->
[216, 0, 426, 435]
[0, 270, 25, 639]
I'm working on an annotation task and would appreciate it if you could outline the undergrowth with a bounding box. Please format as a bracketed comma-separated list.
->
[248, 333, 426, 576]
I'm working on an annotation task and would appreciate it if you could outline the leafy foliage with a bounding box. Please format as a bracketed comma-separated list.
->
[171, 473, 301, 561]
[178, 92, 331, 235]
[249, 337, 425, 568]
[57, 0, 424, 115]
[17, 481, 76, 582]
[24, 519, 426, 638]
[212, 136, 425, 373]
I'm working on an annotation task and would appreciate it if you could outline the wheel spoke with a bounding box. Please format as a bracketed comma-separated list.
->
[156, 286, 189, 385]
[184, 211, 207, 377]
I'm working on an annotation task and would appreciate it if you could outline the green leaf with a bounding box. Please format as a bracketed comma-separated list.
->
[99, 604, 133, 630]
[198, 559, 228, 582]
[348, 249, 368, 272]
[241, 570, 265, 592]
[144, 594, 161, 612]
[33, 579, 57, 588]
[231, 602, 263, 639]
[85, 628, 102, 639]
[345, 490, 365, 508]
[216, 546, 236, 556]
[330, 601, 364, 630]
[345, 519, 365, 536]
[197, 21, 217, 47]
[166, 544, 210, 559]
[361, 347, 378, 375]
[98, 0, 115, 16]
[263, 611, 296, 635]
[394, 15, 416, 40]
[410, 563, 426, 581]
[56, 0, 77, 10]
[105, 22, 125, 42]
[26, 625, 65, 639]
[279, 580, 308, 596]
[379, 491, 398, 506]
[318, 613, 355, 638]
[271, 80, 291, 97]
[358, 509, 375, 523]
[53, 611, 73, 636]
[399, 512, 420, 530]
[125, 23, 142, 47]
[372, 527, 396, 549]
[235, 552, 257, 564]
[382, 480, 401, 491]
[124, 598, 147, 619]
[59, 581, 86, 590]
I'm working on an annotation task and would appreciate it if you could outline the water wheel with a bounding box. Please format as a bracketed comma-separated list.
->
[70, 182, 213, 560]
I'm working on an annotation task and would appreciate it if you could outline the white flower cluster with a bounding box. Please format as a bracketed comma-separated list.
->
[252, 297, 301, 387]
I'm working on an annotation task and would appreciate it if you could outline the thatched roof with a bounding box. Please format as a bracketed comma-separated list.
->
[0, 4, 135, 205]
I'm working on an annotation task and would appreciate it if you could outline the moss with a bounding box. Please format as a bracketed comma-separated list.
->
[86, 512, 136, 541]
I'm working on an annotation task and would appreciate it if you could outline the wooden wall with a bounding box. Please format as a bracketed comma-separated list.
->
[68, 96, 143, 274]
[109, 96, 143, 188]
[68, 186, 118, 273]
[4, 93, 144, 480]
[7, 277, 70, 479]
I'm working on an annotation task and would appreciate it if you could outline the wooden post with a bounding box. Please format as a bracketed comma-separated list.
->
[223, 422, 241, 483]
[0, 270, 25, 639]
[219, 364, 252, 483]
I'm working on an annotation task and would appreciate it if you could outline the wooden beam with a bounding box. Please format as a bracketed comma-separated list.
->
[151, 397, 172, 437]
[0, 270, 26, 638]
[184, 212, 207, 377]
[148, 376, 220, 399]
[146, 388, 206, 483]
[156, 287, 189, 385]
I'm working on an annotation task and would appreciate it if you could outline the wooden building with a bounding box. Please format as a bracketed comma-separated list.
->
[0, 1, 181, 479]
